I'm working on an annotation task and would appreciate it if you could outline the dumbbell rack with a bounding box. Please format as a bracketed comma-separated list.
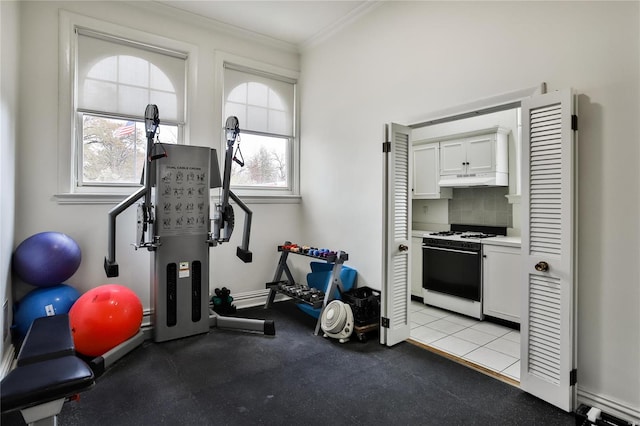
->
[264, 242, 349, 335]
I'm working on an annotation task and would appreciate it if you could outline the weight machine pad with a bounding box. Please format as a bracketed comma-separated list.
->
[1, 356, 95, 413]
[17, 314, 75, 367]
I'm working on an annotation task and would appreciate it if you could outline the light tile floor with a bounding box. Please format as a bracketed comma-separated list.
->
[409, 300, 521, 382]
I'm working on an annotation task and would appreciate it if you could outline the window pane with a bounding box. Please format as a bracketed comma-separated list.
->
[86, 56, 118, 81]
[83, 80, 117, 111]
[118, 55, 149, 87]
[228, 84, 247, 103]
[150, 64, 173, 91]
[81, 114, 177, 185]
[231, 133, 288, 188]
[247, 106, 268, 132]
[118, 86, 149, 116]
[247, 82, 268, 107]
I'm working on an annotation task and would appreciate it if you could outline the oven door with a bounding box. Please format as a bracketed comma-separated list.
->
[422, 245, 481, 301]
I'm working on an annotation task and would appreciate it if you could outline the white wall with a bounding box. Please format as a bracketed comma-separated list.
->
[1, 0, 19, 367]
[14, 1, 302, 321]
[300, 1, 639, 420]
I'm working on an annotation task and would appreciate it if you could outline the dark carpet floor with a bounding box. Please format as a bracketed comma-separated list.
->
[2, 302, 576, 425]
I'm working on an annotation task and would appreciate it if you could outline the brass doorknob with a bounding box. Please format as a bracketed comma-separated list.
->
[535, 261, 549, 272]
[399, 244, 409, 252]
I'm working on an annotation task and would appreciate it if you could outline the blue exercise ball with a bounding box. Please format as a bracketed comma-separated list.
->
[13, 232, 81, 287]
[13, 284, 81, 340]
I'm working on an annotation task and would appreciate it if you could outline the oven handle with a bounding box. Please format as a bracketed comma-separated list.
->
[422, 246, 479, 255]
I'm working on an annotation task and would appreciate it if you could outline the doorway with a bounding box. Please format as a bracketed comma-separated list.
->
[382, 85, 578, 412]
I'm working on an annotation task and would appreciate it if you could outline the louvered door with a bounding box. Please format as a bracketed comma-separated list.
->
[380, 123, 412, 346]
[520, 89, 577, 412]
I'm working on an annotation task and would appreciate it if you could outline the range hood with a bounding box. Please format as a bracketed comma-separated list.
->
[438, 172, 508, 188]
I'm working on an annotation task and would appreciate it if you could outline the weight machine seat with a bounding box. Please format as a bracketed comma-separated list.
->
[1, 355, 95, 413]
[17, 314, 75, 366]
[1, 314, 95, 419]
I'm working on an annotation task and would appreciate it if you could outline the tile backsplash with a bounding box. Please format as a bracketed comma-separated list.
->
[449, 187, 512, 227]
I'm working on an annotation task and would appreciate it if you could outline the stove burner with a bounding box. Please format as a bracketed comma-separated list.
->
[429, 231, 462, 236]
[460, 233, 496, 239]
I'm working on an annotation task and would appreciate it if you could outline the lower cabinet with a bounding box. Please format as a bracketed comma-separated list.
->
[411, 237, 423, 298]
[482, 243, 521, 323]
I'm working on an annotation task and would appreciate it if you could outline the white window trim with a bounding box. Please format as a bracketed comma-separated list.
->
[56, 10, 198, 204]
[215, 51, 301, 202]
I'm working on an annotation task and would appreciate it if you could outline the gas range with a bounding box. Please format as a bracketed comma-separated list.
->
[421, 224, 507, 320]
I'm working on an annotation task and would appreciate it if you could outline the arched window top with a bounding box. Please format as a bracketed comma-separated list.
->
[77, 31, 185, 122]
[223, 64, 295, 137]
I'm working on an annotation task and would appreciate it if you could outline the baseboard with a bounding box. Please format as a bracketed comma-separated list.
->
[578, 387, 640, 425]
[1, 343, 16, 379]
[233, 289, 289, 310]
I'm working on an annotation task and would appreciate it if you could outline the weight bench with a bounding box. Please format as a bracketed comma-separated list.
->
[1, 314, 95, 426]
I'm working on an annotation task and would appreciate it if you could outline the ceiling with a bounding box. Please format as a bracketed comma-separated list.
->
[155, 1, 373, 48]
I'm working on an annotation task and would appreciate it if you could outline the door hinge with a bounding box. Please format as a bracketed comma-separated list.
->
[570, 368, 577, 386]
[382, 141, 391, 153]
[571, 114, 578, 131]
[381, 317, 390, 328]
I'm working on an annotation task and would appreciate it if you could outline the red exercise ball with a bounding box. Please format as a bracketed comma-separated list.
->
[69, 284, 143, 357]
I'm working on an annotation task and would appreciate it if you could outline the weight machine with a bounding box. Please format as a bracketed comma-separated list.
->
[99, 105, 273, 370]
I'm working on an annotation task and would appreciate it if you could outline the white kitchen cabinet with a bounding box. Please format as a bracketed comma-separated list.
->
[439, 127, 509, 177]
[412, 143, 452, 199]
[482, 242, 521, 323]
[411, 237, 423, 297]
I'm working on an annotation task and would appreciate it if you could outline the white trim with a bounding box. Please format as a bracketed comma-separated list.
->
[409, 84, 545, 129]
[300, 1, 383, 51]
[125, 0, 299, 54]
[233, 289, 291, 310]
[1, 344, 15, 380]
[53, 192, 301, 205]
[578, 386, 640, 425]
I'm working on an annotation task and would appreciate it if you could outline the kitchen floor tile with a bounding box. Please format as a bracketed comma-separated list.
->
[502, 360, 521, 381]
[469, 321, 512, 337]
[485, 337, 520, 358]
[411, 310, 439, 325]
[410, 301, 425, 312]
[463, 346, 518, 372]
[409, 304, 521, 384]
[502, 330, 521, 344]
[430, 335, 479, 357]
[452, 327, 498, 346]
[411, 326, 448, 344]
[441, 312, 479, 327]
[420, 306, 450, 318]
[426, 318, 468, 334]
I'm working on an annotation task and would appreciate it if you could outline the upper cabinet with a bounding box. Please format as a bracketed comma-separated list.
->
[412, 143, 452, 199]
[438, 127, 510, 187]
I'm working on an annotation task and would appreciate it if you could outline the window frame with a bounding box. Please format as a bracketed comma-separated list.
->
[216, 51, 300, 202]
[57, 11, 197, 204]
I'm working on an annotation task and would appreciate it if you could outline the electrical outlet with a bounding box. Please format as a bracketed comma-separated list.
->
[422, 205, 428, 215]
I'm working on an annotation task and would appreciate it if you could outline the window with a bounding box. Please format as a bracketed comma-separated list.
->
[74, 28, 186, 189]
[223, 63, 298, 195]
